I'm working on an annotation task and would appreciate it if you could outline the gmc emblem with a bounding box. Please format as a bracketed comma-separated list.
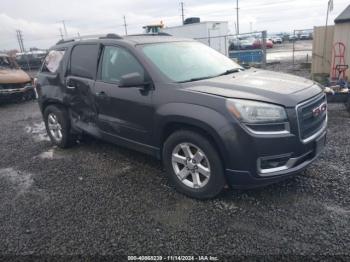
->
[312, 102, 327, 117]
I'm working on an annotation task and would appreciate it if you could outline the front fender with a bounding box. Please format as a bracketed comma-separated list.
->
[154, 103, 233, 164]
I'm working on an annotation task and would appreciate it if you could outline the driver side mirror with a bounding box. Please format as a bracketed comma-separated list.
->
[119, 72, 149, 88]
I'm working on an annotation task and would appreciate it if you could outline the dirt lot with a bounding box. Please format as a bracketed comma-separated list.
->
[267, 40, 312, 63]
[0, 97, 349, 260]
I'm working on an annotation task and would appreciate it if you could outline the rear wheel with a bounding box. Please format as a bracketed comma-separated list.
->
[163, 130, 225, 199]
[44, 105, 75, 148]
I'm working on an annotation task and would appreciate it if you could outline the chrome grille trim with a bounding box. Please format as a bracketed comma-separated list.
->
[296, 93, 327, 144]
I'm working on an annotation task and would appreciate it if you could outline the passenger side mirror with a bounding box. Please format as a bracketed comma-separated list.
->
[119, 72, 148, 88]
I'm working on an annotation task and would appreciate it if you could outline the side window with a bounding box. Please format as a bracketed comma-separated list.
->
[42, 50, 65, 74]
[100, 46, 144, 83]
[70, 44, 99, 79]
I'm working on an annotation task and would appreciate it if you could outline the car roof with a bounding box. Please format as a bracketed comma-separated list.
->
[51, 34, 193, 50]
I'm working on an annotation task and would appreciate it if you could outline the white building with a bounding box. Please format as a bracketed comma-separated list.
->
[161, 21, 229, 55]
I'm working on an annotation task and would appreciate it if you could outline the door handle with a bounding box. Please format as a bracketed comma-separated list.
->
[95, 91, 107, 97]
[66, 79, 76, 90]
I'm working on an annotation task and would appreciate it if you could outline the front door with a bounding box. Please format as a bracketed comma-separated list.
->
[92, 45, 154, 145]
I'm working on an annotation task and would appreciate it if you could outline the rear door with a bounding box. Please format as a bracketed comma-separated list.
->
[66, 44, 100, 123]
[92, 45, 154, 145]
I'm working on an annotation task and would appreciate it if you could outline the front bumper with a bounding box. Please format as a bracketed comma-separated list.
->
[220, 107, 327, 189]
[225, 131, 326, 189]
[0, 84, 34, 101]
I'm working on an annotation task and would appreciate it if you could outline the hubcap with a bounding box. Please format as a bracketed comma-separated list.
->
[171, 143, 211, 189]
[47, 113, 63, 142]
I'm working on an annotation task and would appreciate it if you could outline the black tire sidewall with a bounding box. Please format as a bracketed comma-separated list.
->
[44, 105, 71, 148]
[163, 130, 226, 199]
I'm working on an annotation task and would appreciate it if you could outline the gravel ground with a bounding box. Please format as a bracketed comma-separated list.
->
[0, 100, 349, 260]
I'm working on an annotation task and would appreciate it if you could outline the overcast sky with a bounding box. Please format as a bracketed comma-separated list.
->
[0, 0, 348, 50]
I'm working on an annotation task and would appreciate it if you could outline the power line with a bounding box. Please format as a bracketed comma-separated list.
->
[123, 15, 128, 35]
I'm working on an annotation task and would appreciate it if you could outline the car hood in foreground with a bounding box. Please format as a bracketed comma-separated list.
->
[0, 69, 31, 84]
[183, 69, 322, 107]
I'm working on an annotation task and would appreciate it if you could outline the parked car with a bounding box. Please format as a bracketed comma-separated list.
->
[0, 53, 34, 102]
[239, 39, 255, 50]
[289, 35, 298, 42]
[36, 34, 327, 199]
[269, 36, 282, 44]
[252, 39, 273, 49]
[228, 37, 241, 51]
[16, 50, 47, 70]
[299, 34, 311, 40]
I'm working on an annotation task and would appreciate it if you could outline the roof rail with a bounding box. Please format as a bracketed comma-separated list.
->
[127, 32, 172, 37]
[56, 33, 123, 45]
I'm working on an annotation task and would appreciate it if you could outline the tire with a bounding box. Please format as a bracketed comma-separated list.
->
[346, 97, 350, 114]
[162, 130, 226, 199]
[44, 105, 75, 148]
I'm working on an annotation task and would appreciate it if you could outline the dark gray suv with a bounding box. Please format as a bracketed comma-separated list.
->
[36, 34, 327, 199]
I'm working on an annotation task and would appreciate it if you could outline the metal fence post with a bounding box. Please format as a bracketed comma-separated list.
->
[292, 29, 296, 68]
[262, 30, 267, 68]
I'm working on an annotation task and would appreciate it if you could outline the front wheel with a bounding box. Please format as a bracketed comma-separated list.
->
[163, 130, 226, 199]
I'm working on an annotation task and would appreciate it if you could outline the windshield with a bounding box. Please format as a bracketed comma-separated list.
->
[141, 41, 241, 82]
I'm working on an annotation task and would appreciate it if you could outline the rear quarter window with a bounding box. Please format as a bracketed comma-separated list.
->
[42, 50, 65, 74]
[70, 44, 99, 79]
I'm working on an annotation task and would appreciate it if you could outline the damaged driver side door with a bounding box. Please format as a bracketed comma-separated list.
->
[66, 44, 100, 126]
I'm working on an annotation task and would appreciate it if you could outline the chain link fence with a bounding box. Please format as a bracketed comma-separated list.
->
[194, 31, 268, 68]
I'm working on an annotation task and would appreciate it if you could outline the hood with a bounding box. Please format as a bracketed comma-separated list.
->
[183, 69, 322, 107]
[0, 69, 31, 84]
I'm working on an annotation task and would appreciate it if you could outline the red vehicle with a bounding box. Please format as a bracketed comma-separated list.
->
[252, 39, 273, 49]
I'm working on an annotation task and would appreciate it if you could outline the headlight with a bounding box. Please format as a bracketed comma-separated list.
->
[226, 99, 287, 124]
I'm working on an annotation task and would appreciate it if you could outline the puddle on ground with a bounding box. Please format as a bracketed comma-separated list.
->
[325, 205, 350, 216]
[38, 149, 54, 159]
[0, 167, 34, 194]
[35, 147, 66, 160]
[24, 122, 50, 142]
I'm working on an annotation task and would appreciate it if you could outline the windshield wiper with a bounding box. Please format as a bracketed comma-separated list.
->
[178, 68, 242, 83]
[178, 75, 217, 83]
[217, 68, 242, 76]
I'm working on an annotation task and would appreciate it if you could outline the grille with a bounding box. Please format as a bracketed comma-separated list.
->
[0, 83, 24, 90]
[297, 94, 327, 141]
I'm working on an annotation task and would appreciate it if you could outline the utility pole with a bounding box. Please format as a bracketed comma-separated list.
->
[123, 15, 128, 35]
[59, 28, 64, 40]
[236, 0, 239, 35]
[16, 30, 25, 52]
[322, 0, 333, 66]
[61, 20, 68, 37]
[181, 2, 185, 25]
